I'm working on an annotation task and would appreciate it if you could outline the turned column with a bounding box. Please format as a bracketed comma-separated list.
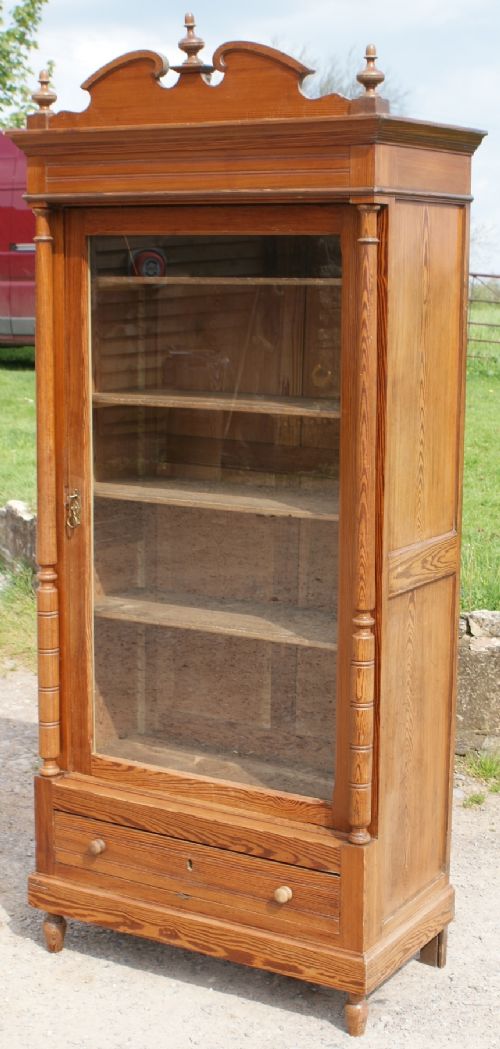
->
[348, 204, 379, 845]
[33, 206, 61, 778]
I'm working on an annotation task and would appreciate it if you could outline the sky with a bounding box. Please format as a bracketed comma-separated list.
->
[14, 0, 500, 269]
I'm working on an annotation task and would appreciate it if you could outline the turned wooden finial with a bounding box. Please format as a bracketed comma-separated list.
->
[178, 12, 204, 65]
[356, 44, 385, 97]
[31, 69, 57, 113]
[172, 12, 213, 74]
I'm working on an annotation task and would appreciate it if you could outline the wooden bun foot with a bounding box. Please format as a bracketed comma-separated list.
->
[43, 913, 67, 953]
[345, 994, 369, 1036]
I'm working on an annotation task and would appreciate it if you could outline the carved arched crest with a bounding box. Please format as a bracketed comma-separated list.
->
[29, 18, 354, 129]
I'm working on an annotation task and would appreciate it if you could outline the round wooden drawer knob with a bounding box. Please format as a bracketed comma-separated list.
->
[273, 885, 293, 904]
[89, 838, 106, 856]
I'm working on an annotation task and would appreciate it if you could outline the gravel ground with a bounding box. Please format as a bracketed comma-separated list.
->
[1, 662, 499, 1049]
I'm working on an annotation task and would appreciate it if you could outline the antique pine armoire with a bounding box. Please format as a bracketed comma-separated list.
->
[9, 15, 484, 1037]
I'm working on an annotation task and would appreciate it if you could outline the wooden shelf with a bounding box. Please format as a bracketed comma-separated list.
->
[94, 735, 334, 799]
[94, 592, 337, 651]
[94, 478, 339, 521]
[92, 389, 341, 418]
[95, 276, 342, 288]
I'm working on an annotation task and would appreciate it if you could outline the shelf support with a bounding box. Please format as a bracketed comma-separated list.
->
[34, 206, 61, 777]
[348, 204, 379, 844]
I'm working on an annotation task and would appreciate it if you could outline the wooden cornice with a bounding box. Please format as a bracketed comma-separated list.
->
[6, 32, 485, 208]
[23, 188, 474, 209]
[8, 112, 485, 161]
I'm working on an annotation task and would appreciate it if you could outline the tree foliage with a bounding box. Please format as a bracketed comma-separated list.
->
[0, 0, 51, 127]
[274, 41, 408, 113]
[304, 48, 408, 112]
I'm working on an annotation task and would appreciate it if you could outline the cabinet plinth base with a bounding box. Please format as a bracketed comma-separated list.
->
[345, 994, 369, 1036]
[43, 913, 67, 952]
[29, 869, 454, 1001]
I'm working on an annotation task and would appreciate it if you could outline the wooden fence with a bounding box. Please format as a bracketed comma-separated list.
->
[468, 273, 500, 358]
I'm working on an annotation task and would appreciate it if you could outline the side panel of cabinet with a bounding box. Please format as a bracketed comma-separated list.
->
[385, 202, 464, 549]
[376, 200, 467, 925]
[380, 577, 456, 914]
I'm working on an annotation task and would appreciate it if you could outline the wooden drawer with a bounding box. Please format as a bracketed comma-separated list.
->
[54, 811, 340, 943]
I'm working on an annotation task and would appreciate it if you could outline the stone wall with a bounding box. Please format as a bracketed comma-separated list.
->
[0, 501, 498, 754]
[0, 500, 36, 569]
[457, 611, 500, 754]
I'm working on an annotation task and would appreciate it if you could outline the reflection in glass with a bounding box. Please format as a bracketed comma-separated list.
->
[91, 234, 342, 799]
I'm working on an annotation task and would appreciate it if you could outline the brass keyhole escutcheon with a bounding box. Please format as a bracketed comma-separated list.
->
[66, 489, 81, 532]
[273, 885, 293, 904]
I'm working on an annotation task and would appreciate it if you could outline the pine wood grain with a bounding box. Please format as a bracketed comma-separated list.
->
[96, 276, 343, 287]
[94, 478, 339, 520]
[385, 204, 463, 550]
[92, 390, 340, 418]
[10, 20, 483, 1030]
[94, 592, 338, 651]
[93, 730, 334, 801]
[63, 210, 94, 774]
[34, 776, 55, 874]
[377, 199, 469, 941]
[365, 885, 454, 993]
[379, 579, 454, 916]
[53, 811, 340, 943]
[347, 205, 378, 845]
[54, 859, 340, 944]
[388, 532, 459, 597]
[27, 873, 454, 995]
[52, 776, 343, 872]
[54, 812, 340, 913]
[90, 755, 334, 828]
[28, 872, 367, 993]
[34, 208, 61, 778]
[51, 209, 71, 771]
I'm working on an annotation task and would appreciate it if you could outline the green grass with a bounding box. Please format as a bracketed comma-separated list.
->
[0, 345, 35, 367]
[0, 561, 37, 672]
[462, 792, 486, 808]
[464, 751, 500, 788]
[458, 751, 500, 803]
[462, 299, 500, 611]
[0, 354, 36, 509]
[0, 286, 497, 676]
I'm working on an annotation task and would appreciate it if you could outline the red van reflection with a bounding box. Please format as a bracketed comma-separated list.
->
[0, 133, 35, 345]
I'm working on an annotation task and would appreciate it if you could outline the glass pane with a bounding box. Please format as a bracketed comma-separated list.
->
[91, 234, 341, 800]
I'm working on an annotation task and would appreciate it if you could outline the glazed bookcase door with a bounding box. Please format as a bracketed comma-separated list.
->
[63, 206, 349, 811]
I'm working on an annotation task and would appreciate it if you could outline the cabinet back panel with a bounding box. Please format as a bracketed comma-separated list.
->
[94, 499, 338, 612]
[93, 286, 342, 398]
[94, 619, 336, 799]
[93, 407, 339, 486]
